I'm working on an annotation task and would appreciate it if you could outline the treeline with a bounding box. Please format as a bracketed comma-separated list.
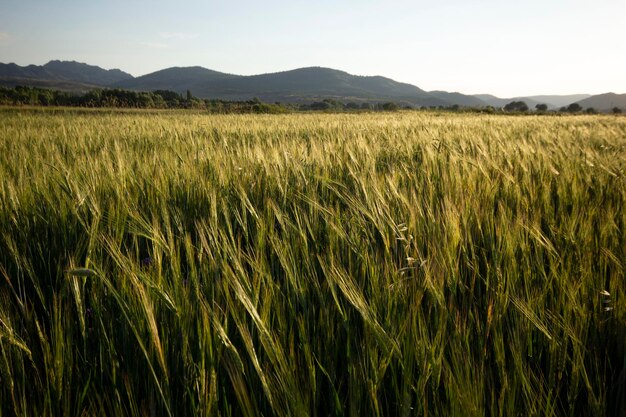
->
[1, 86, 622, 114]
[0, 86, 290, 113]
[298, 98, 402, 111]
[502, 100, 622, 115]
[0, 86, 407, 113]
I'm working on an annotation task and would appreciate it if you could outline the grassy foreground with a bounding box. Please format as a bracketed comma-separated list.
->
[0, 109, 624, 416]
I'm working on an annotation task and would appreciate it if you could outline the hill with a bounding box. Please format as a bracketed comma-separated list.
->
[115, 66, 456, 107]
[576, 93, 626, 111]
[428, 91, 486, 107]
[0, 77, 101, 91]
[114, 66, 239, 93]
[0, 63, 56, 79]
[525, 94, 591, 108]
[2, 60, 620, 109]
[474, 94, 593, 110]
[474, 94, 543, 109]
[0, 60, 133, 90]
[42, 60, 133, 85]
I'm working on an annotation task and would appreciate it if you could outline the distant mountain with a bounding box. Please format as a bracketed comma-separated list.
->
[114, 66, 239, 93]
[474, 94, 593, 109]
[0, 63, 56, 79]
[0, 77, 101, 91]
[216, 67, 428, 98]
[42, 60, 133, 85]
[474, 94, 544, 109]
[115, 66, 453, 106]
[576, 93, 626, 111]
[1, 60, 621, 109]
[0, 60, 133, 90]
[428, 91, 486, 107]
[525, 94, 591, 108]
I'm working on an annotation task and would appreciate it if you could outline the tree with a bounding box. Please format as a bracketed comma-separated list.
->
[322, 98, 344, 110]
[612, 107, 622, 114]
[310, 101, 330, 110]
[585, 107, 597, 114]
[381, 102, 399, 111]
[566, 103, 582, 113]
[535, 103, 548, 112]
[504, 101, 528, 112]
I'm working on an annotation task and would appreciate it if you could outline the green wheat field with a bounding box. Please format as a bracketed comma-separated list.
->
[0, 108, 624, 416]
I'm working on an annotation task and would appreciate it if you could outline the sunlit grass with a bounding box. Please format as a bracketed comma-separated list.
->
[0, 109, 624, 416]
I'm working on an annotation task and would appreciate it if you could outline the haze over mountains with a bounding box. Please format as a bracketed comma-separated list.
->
[1, 60, 623, 111]
[576, 93, 626, 111]
[474, 94, 594, 110]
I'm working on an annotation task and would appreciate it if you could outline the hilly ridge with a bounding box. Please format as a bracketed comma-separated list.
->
[42, 60, 133, 85]
[114, 66, 449, 106]
[0, 60, 623, 110]
[473, 94, 593, 110]
[0, 61, 466, 106]
[114, 66, 239, 93]
[576, 93, 626, 111]
[0, 60, 132, 89]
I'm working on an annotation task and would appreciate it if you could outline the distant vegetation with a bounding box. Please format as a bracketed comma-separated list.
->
[502, 100, 615, 115]
[503, 101, 529, 112]
[1, 86, 623, 116]
[0, 110, 624, 416]
[0, 86, 409, 113]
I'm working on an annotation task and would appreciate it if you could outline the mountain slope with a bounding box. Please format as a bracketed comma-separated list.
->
[474, 94, 593, 109]
[428, 91, 487, 107]
[114, 66, 239, 93]
[42, 60, 133, 85]
[2, 62, 456, 105]
[576, 93, 626, 111]
[474, 94, 544, 109]
[203, 67, 430, 101]
[526, 94, 591, 108]
[117, 66, 454, 106]
[2, 60, 618, 108]
[0, 77, 101, 91]
[0, 63, 57, 79]
[220, 67, 427, 96]
[0, 60, 133, 90]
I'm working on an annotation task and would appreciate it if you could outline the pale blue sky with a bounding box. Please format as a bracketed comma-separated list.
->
[0, 0, 624, 96]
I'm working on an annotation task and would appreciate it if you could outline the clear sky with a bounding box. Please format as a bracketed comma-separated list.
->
[0, 0, 624, 97]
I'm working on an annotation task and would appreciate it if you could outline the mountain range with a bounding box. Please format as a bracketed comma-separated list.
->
[0, 60, 132, 89]
[1, 60, 623, 111]
[113, 66, 449, 107]
[474, 94, 594, 110]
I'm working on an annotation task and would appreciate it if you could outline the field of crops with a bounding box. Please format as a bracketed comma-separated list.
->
[0, 108, 624, 416]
